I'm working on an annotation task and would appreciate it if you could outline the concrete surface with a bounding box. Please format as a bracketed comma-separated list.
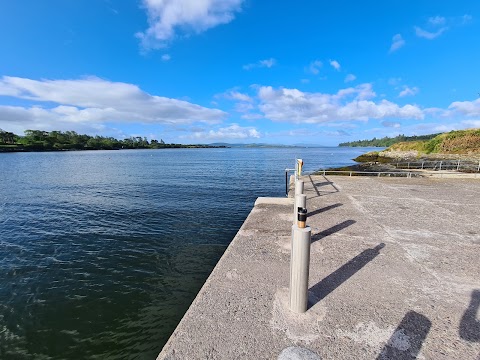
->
[157, 175, 480, 360]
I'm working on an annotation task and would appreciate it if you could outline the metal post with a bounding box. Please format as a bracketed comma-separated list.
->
[285, 170, 288, 197]
[457, 160, 460, 171]
[421, 162, 424, 169]
[439, 161, 442, 171]
[478, 161, 480, 172]
[290, 208, 311, 313]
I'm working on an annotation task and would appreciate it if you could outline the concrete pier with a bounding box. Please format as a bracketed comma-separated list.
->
[157, 176, 480, 359]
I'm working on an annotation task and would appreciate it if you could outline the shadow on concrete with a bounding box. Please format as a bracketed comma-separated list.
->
[308, 243, 385, 306]
[307, 203, 343, 218]
[376, 311, 431, 360]
[308, 175, 339, 198]
[311, 220, 356, 243]
[460, 289, 480, 342]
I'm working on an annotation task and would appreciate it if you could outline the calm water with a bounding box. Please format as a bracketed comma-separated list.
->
[0, 147, 375, 359]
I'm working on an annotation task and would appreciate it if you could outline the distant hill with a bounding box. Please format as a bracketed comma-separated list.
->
[339, 133, 440, 147]
[208, 143, 298, 148]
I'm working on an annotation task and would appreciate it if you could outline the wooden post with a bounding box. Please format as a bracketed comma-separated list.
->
[290, 208, 311, 313]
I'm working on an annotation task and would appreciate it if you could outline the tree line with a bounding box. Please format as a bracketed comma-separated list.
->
[0, 129, 225, 151]
[339, 133, 441, 147]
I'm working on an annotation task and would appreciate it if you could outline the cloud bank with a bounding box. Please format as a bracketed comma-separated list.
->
[0, 76, 226, 134]
[255, 84, 424, 123]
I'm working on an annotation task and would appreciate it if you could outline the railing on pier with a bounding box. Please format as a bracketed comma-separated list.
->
[394, 160, 480, 172]
[312, 169, 480, 178]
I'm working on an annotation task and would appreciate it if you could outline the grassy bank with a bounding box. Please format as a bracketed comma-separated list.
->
[354, 129, 480, 163]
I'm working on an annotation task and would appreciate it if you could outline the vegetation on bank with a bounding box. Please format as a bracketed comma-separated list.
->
[339, 133, 439, 147]
[0, 129, 226, 152]
[353, 129, 480, 162]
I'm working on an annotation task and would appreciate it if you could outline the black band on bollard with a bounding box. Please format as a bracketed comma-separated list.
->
[297, 207, 307, 222]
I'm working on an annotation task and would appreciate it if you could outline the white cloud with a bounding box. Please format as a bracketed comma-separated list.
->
[448, 98, 480, 116]
[234, 102, 254, 113]
[307, 60, 323, 75]
[161, 54, 171, 61]
[221, 90, 253, 102]
[382, 121, 401, 128]
[344, 74, 356, 83]
[183, 123, 261, 140]
[462, 119, 480, 128]
[462, 14, 473, 24]
[329, 60, 341, 71]
[428, 16, 446, 26]
[0, 76, 226, 133]
[136, 0, 243, 49]
[389, 34, 405, 53]
[399, 86, 419, 97]
[241, 113, 263, 120]
[243, 58, 276, 70]
[414, 26, 448, 39]
[256, 83, 424, 124]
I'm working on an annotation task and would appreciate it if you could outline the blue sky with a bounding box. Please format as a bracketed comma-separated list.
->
[0, 0, 479, 145]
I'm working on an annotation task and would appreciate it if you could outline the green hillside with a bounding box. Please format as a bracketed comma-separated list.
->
[388, 128, 480, 154]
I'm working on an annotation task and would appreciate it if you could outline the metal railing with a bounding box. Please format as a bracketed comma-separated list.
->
[285, 168, 296, 196]
[313, 169, 480, 178]
[394, 160, 480, 172]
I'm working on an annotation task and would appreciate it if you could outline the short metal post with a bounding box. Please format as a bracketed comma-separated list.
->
[349, 171, 352, 177]
[285, 170, 288, 196]
[439, 161, 442, 171]
[477, 161, 480, 172]
[457, 160, 460, 171]
[290, 208, 311, 313]
[421, 162, 424, 169]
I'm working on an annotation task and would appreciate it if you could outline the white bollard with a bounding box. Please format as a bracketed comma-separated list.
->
[293, 194, 307, 224]
[293, 181, 305, 224]
[289, 212, 311, 313]
[295, 180, 304, 195]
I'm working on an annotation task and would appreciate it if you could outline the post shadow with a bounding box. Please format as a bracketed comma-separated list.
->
[307, 203, 343, 218]
[376, 311, 431, 360]
[459, 289, 480, 342]
[308, 174, 339, 197]
[311, 220, 356, 243]
[308, 243, 385, 307]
